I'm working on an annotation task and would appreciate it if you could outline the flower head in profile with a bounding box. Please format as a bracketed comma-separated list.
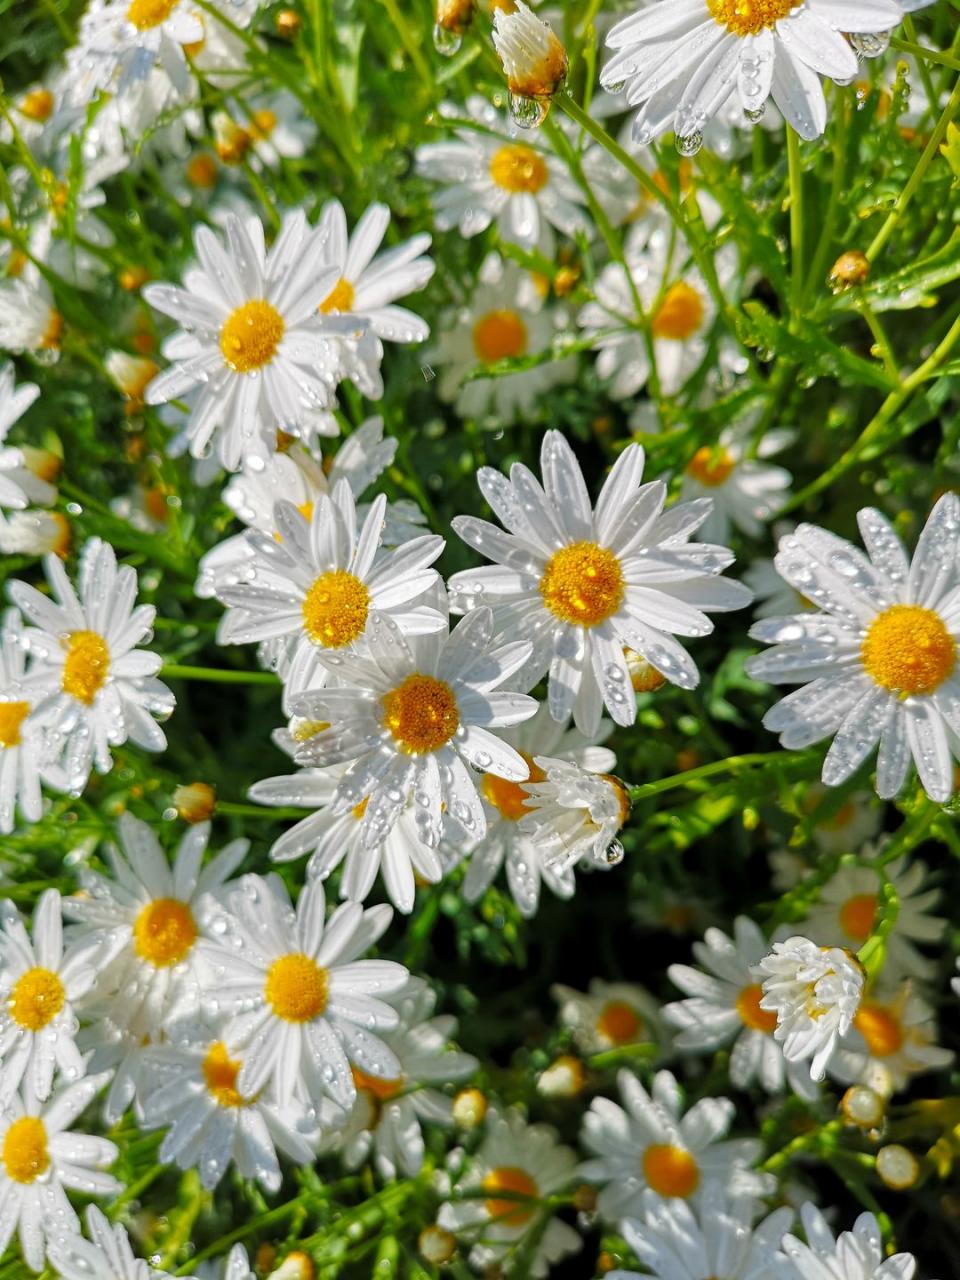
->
[519, 757, 630, 873]
[492, 1, 568, 102]
[783, 1203, 925, 1280]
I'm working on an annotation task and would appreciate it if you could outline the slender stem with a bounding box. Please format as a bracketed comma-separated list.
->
[629, 752, 813, 802]
[890, 36, 960, 74]
[160, 664, 281, 686]
[859, 303, 899, 380]
[378, 0, 433, 91]
[786, 128, 804, 314]
[217, 800, 310, 820]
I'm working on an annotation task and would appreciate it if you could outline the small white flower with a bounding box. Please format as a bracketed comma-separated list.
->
[680, 428, 794, 542]
[783, 1203, 925, 1280]
[48, 1204, 179, 1280]
[0, 511, 71, 559]
[759, 935, 864, 1082]
[69, 0, 208, 106]
[828, 982, 953, 1096]
[0, 1074, 120, 1271]
[0, 364, 42, 513]
[518, 756, 629, 873]
[578, 1068, 773, 1221]
[0, 609, 55, 834]
[746, 496, 960, 803]
[9, 538, 175, 791]
[799, 782, 882, 855]
[0, 275, 63, 354]
[492, 1, 568, 100]
[551, 978, 667, 1056]
[195, 873, 409, 1109]
[449, 430, 751, 734]
[212, 92, 316, 171]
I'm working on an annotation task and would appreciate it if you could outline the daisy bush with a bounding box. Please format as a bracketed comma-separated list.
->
[1, 0, 960, 1275]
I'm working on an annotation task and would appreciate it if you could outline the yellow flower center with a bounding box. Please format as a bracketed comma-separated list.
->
[352, 1066, 404, 1101]
[838, 893, 877, 943]
[302, 570, 370, 648]
[686, 446, 736, 487]
[251, 109, 278, 138]
[61, 630, 110, 705]
[481, 752, 544, 821]
[186, 153, 218, 189]
[539, 541, 624, 627]
[264, 953, 328, 1022]
[202, 1042, 248, 1107]
[9, 967, 66, 1031]
[472, 309, 528, 364]
[482, 1166, 539, 1225]
[0, 701, 30, 749]
[19, 89, 54, 122]
[320, 278, 356, 315]
[219, 299, 285, 373]
[854, 1003, 904, 1058]
[652, 281, 705, 340]
[489, 144, 549, 194]
[382, 674, 460, 755]
[735, 983, 778, 1034]
[126, 0, 178, 29]
[2, 1117, 49, 1184]
[133, 898, 198, 968]
[860, 605, 956, 697]
[706, 0, 801, 36]
[215, 121, 252, 165]
[595, 999, 643, 1045]
[41, 309, 63, 349]
[643, 1144, 700, 1198]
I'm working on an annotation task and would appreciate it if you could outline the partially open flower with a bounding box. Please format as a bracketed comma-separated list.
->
[492, 1, 567, 100]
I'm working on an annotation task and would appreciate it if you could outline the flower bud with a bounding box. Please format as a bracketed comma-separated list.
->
[492, 1, 567, 100]
[436, 0, 473, 35]
[829, 250, 870, 290]
[537, 1054, 585, 1098]
[173, 782, 217, 824]
[841, 1084, 885, 1129]
[419, 1225, 456, 1265]
[275, 8, 301, 38]
[876, 1144, 919, 1190]
[452, 1086, 486, 1128]
[269, 1252, 314, 1280]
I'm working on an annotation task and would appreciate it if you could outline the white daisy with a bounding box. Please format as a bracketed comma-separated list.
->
[799, 782, 882, 855]
[0, 511, 71, 559]
[143, 210, 361, 472]
[0, 609, 55, 834]
[287, 602, 538, 852]
[461, 703, 617, 917]
[758, 935, 864, 1082]
[0, 364, 41, 514]
[518, 756, 630, 872]
[48, 1205, 181, 1280]
[323, 977, 477, 1178]
[551, 979, 668, 1056]
[801, 853, 943, 982]
[828, 982, 953, 1095]
[437, 1106, 580, 1279]
[0, 275, 63, 355]
[745, 496, 960, 803]
[212, 91, 316, 170]
[69, 0, 206, 106]
[614, 1188, 793, 1280]
[141, 1019, 319, 1192]
[602, 0, 908, 147]
[0, 1073, 119, 1272]
[432, 253, 576, 422]
[664, 916, 819, 1100]
[75, 1005, 158, 1127]
[194, 873, 409, 1109]
[214, 478, 445, 713]
[24, 152, 125, 289]
[680, 429, 794, 542]
[8, 537, 175, 791]
[578, 1068, 773, 1221]
[491, 1, 568, 102]
[415, 95, 587, 249]
[782, 1203, 926, 1280]
[449, 429, 751, 735]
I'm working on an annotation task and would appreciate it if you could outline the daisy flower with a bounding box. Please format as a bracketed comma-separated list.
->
[48, 1205, 180, 1280]
[828, 982, 953, 1095]
[578, 1068, 773, 1221]
[212, 91, 316, 170]
[614, 1188, 793, 1280]
[0, 1073, 119, 1272]
[75, 1003, 159, 1127]
[62, 813, 247, 1062]
[141, 1019, 319, 1192]
[799, 782, 882, 855]
[0, 609, 56, 834]
[195, 873, 409, 1109]
[415, 95, 587, 249]
[461, 703, 617, 917]
[214, 478, 445, 713]
[551, 979, 668, 1056]
[680, 428, 794, 542]
[432, 253, 576, 422]
[288, 603, 538, 852]
[601, 0, 908, 147]
[0, 511, 71, 559]
[437, 1107, 580, 1279]
[0, 364, 42, 513]
[664, 916, 819, 1101]
[782, 1203, 926, 1280]
[0, 275, 63, 355]
[8, 537, 175, 792]
[801, 852, 943, 982]
[0, 890, 102, 1103]
[449, 429, 751, 735]
[68, 0, 208, 107]
[745, 496, 960, 803]
[491, 1, 568, 103]
[518, 757, 631, 872]
[323, 977, 477, 1178]
[758, 935, 864, 1082]
[143, 210, 361, 472]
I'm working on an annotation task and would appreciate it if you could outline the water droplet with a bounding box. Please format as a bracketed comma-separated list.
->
[675, 131, 703, 157]
[432, 22, 461, 55]
[509, 93, 548, 129]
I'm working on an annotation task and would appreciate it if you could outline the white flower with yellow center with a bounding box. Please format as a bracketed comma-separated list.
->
[551, 979, 668, 1056]
[0, 274, 63, 355]
[0, 1073, 119, 1272]
[0, 511, 71, 559]
[0, 891, 102, 1104]
[144, 210, 361, 472]
[195, 873, 409, 1109]
[62, 813, 246, 1066]
[578, 1068, 773, 1222]
[0, 609, 56, 835]
[69, 0, 208, 105]
[215, 479, 445, 713]
[758, 935, 864, 1082]
[602, 0, 910, 147]
[798, 781, 882, 855]
[211, 91, 316, 171]
[680, 428, 793, 542]
[287, 602, 537, 852]
[518, 757, 631, 872]
[141, 1021, 319, 1192]
[449, 430, 751, 735]
[746, 496, 960, 803]
[8, 537, 174, 791]
[491, 2, 568, 102]
[461, 703, 617, 917]
[664, 916, 818, 1101]
[783, 1204, 925, 1280]
[49, 1205, 182, 1280]
[415, 94, 587, 250]
[802, 853, 943, 983]
[432, 253, 576, 421]
[828, 982, 953, 1096]
[437, 1107, 580, 1279]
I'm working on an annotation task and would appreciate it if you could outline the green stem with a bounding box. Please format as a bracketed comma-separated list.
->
[217, 800, 310, 820]
[859, 302, 899, 380]
[629, 752, 813, 802]
[378, 0, 433, 91]
[786, 128, 804, 314]
[160, 664, 281, 686]
[890, 37, 960, 75]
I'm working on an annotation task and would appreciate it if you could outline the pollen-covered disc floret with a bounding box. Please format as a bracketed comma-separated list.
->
[746, 496, 960, 803]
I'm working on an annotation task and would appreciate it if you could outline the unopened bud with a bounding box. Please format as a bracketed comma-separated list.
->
[269, 1252, 314, 1280]
[275, 8, 301, 38]
[436, 0, 473, 34]
[173, 782, 217, 824]
[105, 352, 159, 404]
[452, 1086, 486, 1128]
[876, 1144, 919, 1190]
[119, 265, 150, 291]
[829, 249, 870, 290]
[572, 1184, 597, 1213]
[841, 1084, 885, 1129]
[492, 1, 567, 100]
[419, 1225, 456, 1265]
[537, 1054, 585, 1098]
